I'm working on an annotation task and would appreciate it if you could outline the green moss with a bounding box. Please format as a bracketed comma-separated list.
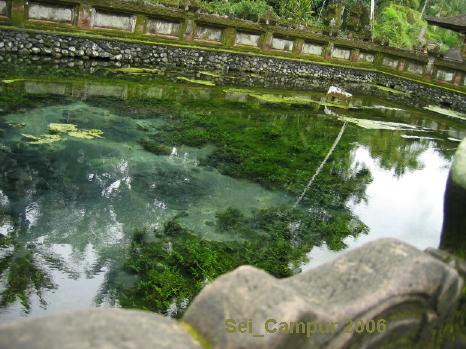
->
[176, 77, 216, 86]
[179, 322, 213, 349]
[199, 71, 223, 78]
[424, 106, 466, 122]
[369, 83, 410, 96]
[2, 79, 24, 84]
[110, 67, 160, 75]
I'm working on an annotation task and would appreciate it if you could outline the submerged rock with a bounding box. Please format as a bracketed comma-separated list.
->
[0, 309, 203, 349]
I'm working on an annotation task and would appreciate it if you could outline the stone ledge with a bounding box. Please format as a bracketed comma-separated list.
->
[0, 308, 204, 349]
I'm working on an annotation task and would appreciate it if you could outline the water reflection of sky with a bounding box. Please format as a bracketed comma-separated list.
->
[303, 145, 450, 271]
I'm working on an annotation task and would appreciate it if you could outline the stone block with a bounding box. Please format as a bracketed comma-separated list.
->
[183, 239, 463, 349]
[0, 309, 203, 349]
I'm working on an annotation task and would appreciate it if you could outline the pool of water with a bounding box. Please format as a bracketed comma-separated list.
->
[0, 65, 465, 321]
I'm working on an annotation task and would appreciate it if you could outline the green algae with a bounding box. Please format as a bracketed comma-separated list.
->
[110, 67, 160, 76]
[337, 116, 418, 130]
[48, 123, 103, 139]
[48, 123, 78, 133]
[68, 129, 104, 139]
[7, 122, 26, 128]
[22, 133, 62, 144]
[199, 71, 223, 78]
[369, 84, 410, 96]
[176, 77, 216, 86]
[2, 79, 25, 84]
[424, 105, 466, 122]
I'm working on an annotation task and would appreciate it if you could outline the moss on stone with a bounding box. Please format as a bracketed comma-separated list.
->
[199, 70, 222, 78]
[179, 322, 213, 349]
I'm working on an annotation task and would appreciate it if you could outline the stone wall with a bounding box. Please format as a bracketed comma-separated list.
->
[0, 0, 465, 89]
[1, 28, 465, 111]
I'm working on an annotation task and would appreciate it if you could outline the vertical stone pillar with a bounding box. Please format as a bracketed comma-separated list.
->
[77, 4, 92, 29]
[135, 15, 146, 34]
[350, 48, 360, 62]
[293, 38, 304, 55]
[452, 71, 463, 86]
[325, 42, 334, 60]
[10, 0, 25, 27]
[183, 18, 195, 42]
[423, 55, 435, 80]
[260, 31, 273, 51]
[223, 27, 236, 48]
[397, 58, 407, 72]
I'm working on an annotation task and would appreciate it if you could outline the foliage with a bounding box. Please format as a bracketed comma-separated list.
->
[210, 0, 274, 22]
[374, 3, 462, 51]
[120, 204, 367, 316]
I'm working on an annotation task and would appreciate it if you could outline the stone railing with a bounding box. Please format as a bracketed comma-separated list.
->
[0, 0, 465, 90]
[0, 138, 465, 348]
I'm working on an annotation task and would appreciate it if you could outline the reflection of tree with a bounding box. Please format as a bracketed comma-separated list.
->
[0, 226, 79, 313]
[359, 130, 428, 177]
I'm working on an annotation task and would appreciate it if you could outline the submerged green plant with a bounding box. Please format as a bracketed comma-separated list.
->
[119, 204, 368, 317]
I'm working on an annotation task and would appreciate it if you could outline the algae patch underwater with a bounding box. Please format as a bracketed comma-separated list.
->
[22, 123, 104, 145]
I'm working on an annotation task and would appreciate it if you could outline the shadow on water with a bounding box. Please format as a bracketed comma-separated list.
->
[0, 59, 465, 319]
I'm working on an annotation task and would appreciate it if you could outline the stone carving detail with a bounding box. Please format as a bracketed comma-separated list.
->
[28, 2, 74, 23]
[146, 18, 180, 36]
[0, 0, 7, 16]
[359, 51, 375, 63]
[436, 69, 454, 82]
[332, 47, 351, 60]
[183, 239, 464, 349]
[235, 31, 260, 47]
[194, 25, 222, 42]
[303, 42, 323, 56]
[92, 9, 136, 32]
[407, 61, 424, 75]
[272, 37, 293, 51]
[0, 238, 463, 348]
[382, 56, 399, 69]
